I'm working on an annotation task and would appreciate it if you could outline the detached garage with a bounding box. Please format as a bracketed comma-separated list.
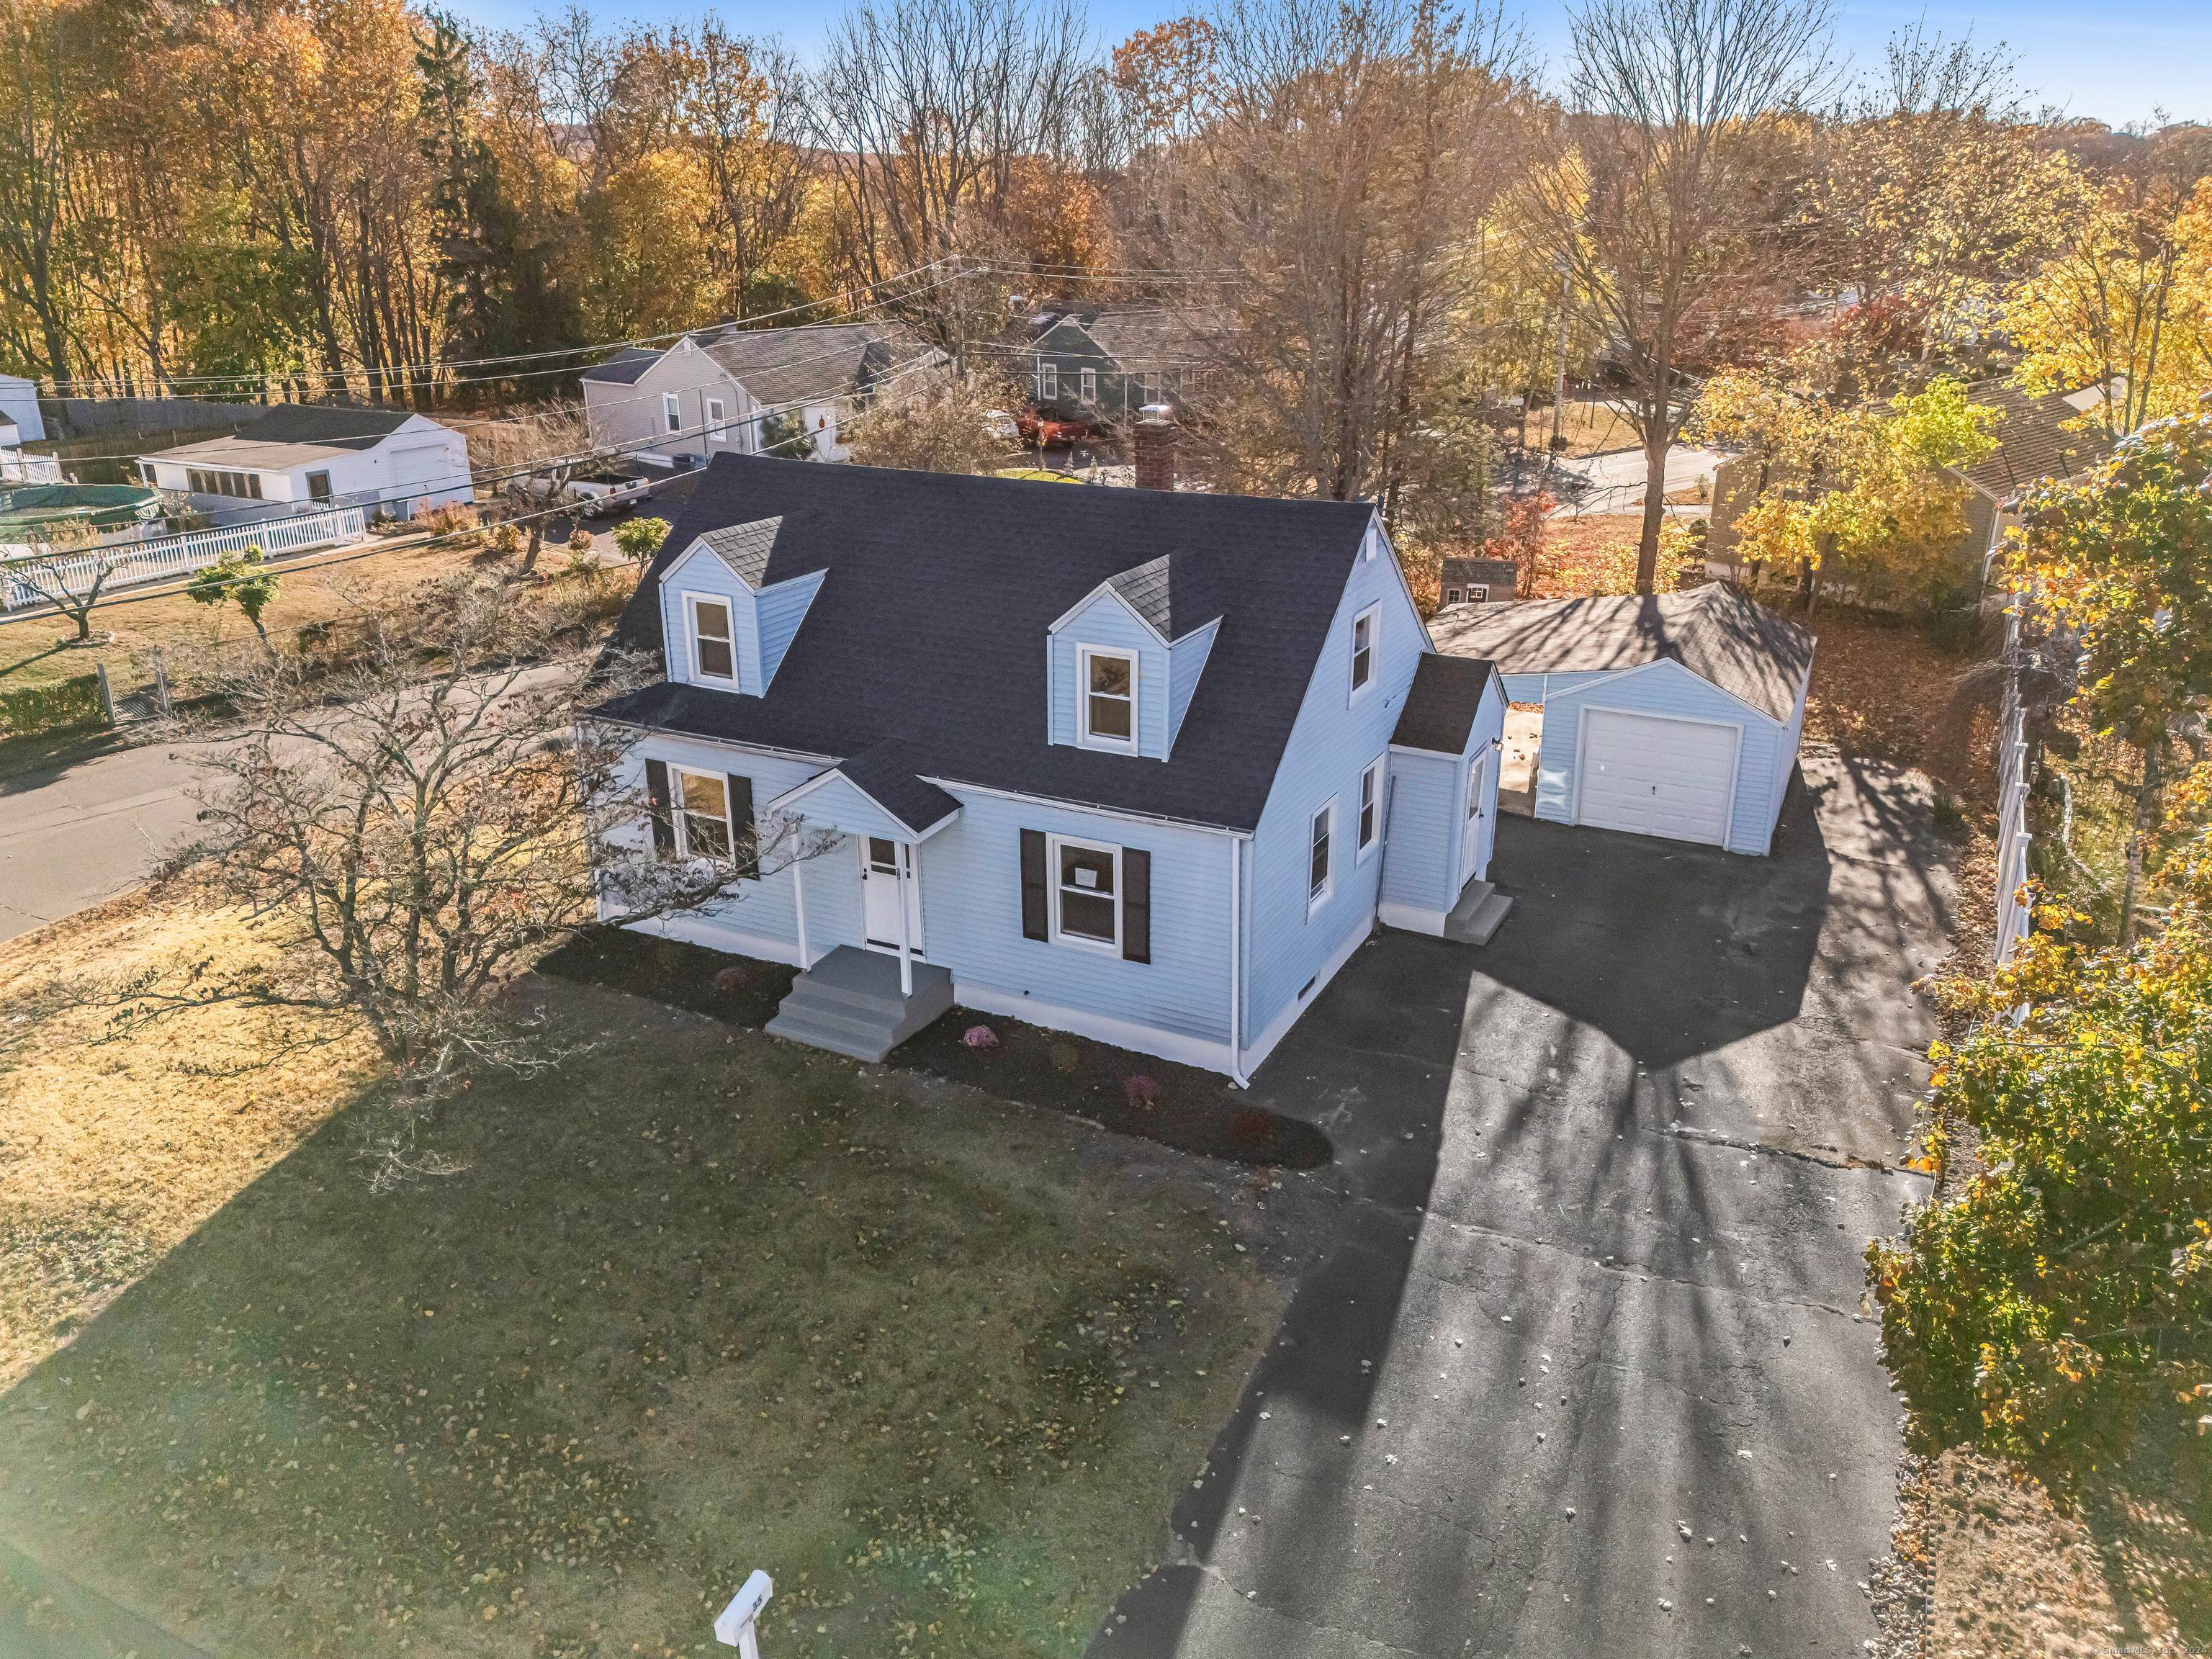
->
[1429, 584, 1815, 856]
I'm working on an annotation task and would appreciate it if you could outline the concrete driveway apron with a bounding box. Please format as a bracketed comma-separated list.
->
[1093, 755, 1948, 1658]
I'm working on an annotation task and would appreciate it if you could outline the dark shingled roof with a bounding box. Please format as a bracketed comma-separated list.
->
[236, 403, 419, 450]
[1391, 654, 1500, 755]
[697, 517, 781, 588]
[1100, 549, 1215, 640]
[1956, 379, 2109, 498]
[581, 346, 661, 385]
[1427, 584, 1814, 723]
[834, 737, 962, 836]
[695, 322, 935, 407]
[592, 453, 1378, 832]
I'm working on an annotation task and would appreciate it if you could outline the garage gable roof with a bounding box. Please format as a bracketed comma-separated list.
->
[1427, 584, 1812, 722]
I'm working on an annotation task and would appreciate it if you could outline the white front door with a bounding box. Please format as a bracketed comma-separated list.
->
[860, 836, 924, 956]
[1462, 752, 1489, 882]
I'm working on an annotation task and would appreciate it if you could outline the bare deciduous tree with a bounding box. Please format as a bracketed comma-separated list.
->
[1526, 0, 1837, 593]
[111, 575, 833, 1190]
[844, 373, 1025, 473]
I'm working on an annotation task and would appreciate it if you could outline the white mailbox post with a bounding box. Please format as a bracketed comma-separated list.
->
[714, 1570, 774, 1657]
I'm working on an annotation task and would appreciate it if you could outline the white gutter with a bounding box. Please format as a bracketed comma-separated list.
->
[1228, 833, 1251, 1088]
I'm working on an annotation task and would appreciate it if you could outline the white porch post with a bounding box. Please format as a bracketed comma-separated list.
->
[793, 843, 811, 970]
[896, 840, 914, 997]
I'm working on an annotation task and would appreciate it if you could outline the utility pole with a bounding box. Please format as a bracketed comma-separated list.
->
[1549, 270, 1571, 455]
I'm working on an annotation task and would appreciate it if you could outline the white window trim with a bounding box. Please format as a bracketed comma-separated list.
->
[1357, 756, 1384, 860]
[1445, 587, 1462, 604]
[1349, 601, 1381, 704]
[1077, 644, 1138, 752]
[1048, 832, 1122, 955]
[1040, 363, 1059, 400]
[664, 392, 683, 435]
[683, 590, 737, 686]
[706, 397, 727, 442]
[1307, 797, 1336, 916]
[1079, 367, 1097, 404]
[672, 768, 736, 864]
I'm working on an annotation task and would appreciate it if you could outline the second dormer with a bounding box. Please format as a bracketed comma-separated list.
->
[1046, 551, 1220, 761]
[658, 516, 825, 696]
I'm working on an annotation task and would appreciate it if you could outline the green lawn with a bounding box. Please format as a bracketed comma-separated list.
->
[0, 978, 1277, 1659]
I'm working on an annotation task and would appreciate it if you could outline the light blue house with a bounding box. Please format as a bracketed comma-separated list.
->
[1428, 586, 1816, 856]
[591, 454, 1509, 1079]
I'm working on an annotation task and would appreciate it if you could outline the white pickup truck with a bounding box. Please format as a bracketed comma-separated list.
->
[511, 468, 654, 517]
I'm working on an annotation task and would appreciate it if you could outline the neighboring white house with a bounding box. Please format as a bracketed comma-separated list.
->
[136, 404, 472, 525]
[0, 373, 58, 482]
[580, 323, 944, 467]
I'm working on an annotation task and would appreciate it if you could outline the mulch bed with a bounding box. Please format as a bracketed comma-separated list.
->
[534, 925, 1331, 1170]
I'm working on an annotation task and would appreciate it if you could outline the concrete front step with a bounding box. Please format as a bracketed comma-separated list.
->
[1442, 878, 1515, 947]
[764, 945, 955, 1064]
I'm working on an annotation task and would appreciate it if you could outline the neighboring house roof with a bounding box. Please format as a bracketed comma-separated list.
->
[1427, 583, 1815, 723]
[1439, 557, 1519, 592]
[1956, 379, 2109, 500]
[1082, 308, 1226, 366]
[691, 323, 935, 408]
[593, 453, 1380, 832]
[582, 346, 662, 386]
[1391, 654, 1501, 755]
[144, 403, 426, 466]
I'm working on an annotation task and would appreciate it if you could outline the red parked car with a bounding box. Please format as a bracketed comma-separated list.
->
[1017, 405, 1092, 447]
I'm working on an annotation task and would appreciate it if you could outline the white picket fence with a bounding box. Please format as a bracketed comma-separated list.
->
[0, 505, 367, 613]
[1992, 600, 2033, 963]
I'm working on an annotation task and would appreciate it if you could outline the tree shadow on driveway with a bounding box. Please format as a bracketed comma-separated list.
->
[1097, 757, 1944, 1658]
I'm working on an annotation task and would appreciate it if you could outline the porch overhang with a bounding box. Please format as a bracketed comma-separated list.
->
[766, 736, 961, 842]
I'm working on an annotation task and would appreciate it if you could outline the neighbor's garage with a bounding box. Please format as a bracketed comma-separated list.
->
[1427, 584, 1815, 856]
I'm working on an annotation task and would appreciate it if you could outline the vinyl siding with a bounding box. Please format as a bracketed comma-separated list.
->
[1165, 618, 1220, 754]
[1244, 520, 1424, 1050]
[917, 789, 1233, 1045]
[1380, 748, 1458, 913]
[1535, 660, 1784, 855]
[755, 569, 826, 688]
[1501, 668, 1617, 704]
[584, 349, 750, 461]
[1048, 590, 1171, 757]
[779, 770, 925, 845]
[1766, 662, 1812, 840]
[608, 732, 863, 960]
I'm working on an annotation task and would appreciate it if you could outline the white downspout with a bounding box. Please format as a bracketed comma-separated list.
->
[1228, 835, 1250, 1087]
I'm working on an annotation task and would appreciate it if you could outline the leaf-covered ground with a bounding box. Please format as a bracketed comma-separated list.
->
[0, 904, 1278, 1659]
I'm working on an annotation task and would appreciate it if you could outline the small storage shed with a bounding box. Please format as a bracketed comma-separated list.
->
[137, 405, 472, 524]
[1429, 584, 1815, 855]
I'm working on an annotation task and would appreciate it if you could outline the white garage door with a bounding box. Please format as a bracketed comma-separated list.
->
[1575, 707, 1739, 847]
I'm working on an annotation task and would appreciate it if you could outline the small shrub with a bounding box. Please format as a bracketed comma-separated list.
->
[1931, 788, 1968, 836]
[487, 521, 525, 558]
[712, 966, 750, 993]
[1123, 1074, 1163, 1111]
[567, 527, 595, 556]
[612, 517, 670, 565]
[0, 673, 106, 737]
[961, 1025, 998, 1048]
[418, 502, 482, 541]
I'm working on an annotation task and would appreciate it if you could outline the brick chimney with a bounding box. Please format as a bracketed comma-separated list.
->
[1133, 403, 1176, 491]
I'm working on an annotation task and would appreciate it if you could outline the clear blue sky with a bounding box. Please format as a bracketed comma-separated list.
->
[452, 0, 2204, 134]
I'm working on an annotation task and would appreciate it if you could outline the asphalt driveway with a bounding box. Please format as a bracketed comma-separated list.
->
[1093, 754, 1948, 1658]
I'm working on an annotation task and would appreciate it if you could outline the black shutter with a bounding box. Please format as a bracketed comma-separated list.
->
[1122, 848, 1151, 963]
[644, 758, 675, 855]
[1020, 830, 1048, 940]
[727, 773, 756, 876]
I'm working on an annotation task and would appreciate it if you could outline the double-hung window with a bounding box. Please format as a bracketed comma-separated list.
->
[1040, 362, 1059, 400]
[307, 470, 333, 503]
[1349, 603, 1379, 701]
[688, 595, 735, 683]
[1080, 647, 1136, 749]
[1308, 800, 1335, 912]
[1357, 757, 1383, 858]
[706, 397, 727, 442]
[673, 770, 732, 860]
[1079, 367, 1097, 404]
[1054, 835, 1118, 950]
[664, 393, 683, 435]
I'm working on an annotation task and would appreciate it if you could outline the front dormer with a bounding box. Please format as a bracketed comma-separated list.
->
[1046, 552, 1220, 761]
[658, 516, 825, 696]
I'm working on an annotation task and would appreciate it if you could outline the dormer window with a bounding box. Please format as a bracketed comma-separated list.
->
[1349, 602, 1379, 701]
[1081, 647, 1135, 749]
[688, 595, 735, 683]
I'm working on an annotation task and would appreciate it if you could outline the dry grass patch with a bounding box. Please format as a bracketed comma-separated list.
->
[0, 903, 1278, 1659]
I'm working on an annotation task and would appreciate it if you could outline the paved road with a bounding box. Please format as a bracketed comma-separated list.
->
[1094, 755, 1948, 1658]
[0, 739, 210, 943]
[1544, 444, 1727, 518]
